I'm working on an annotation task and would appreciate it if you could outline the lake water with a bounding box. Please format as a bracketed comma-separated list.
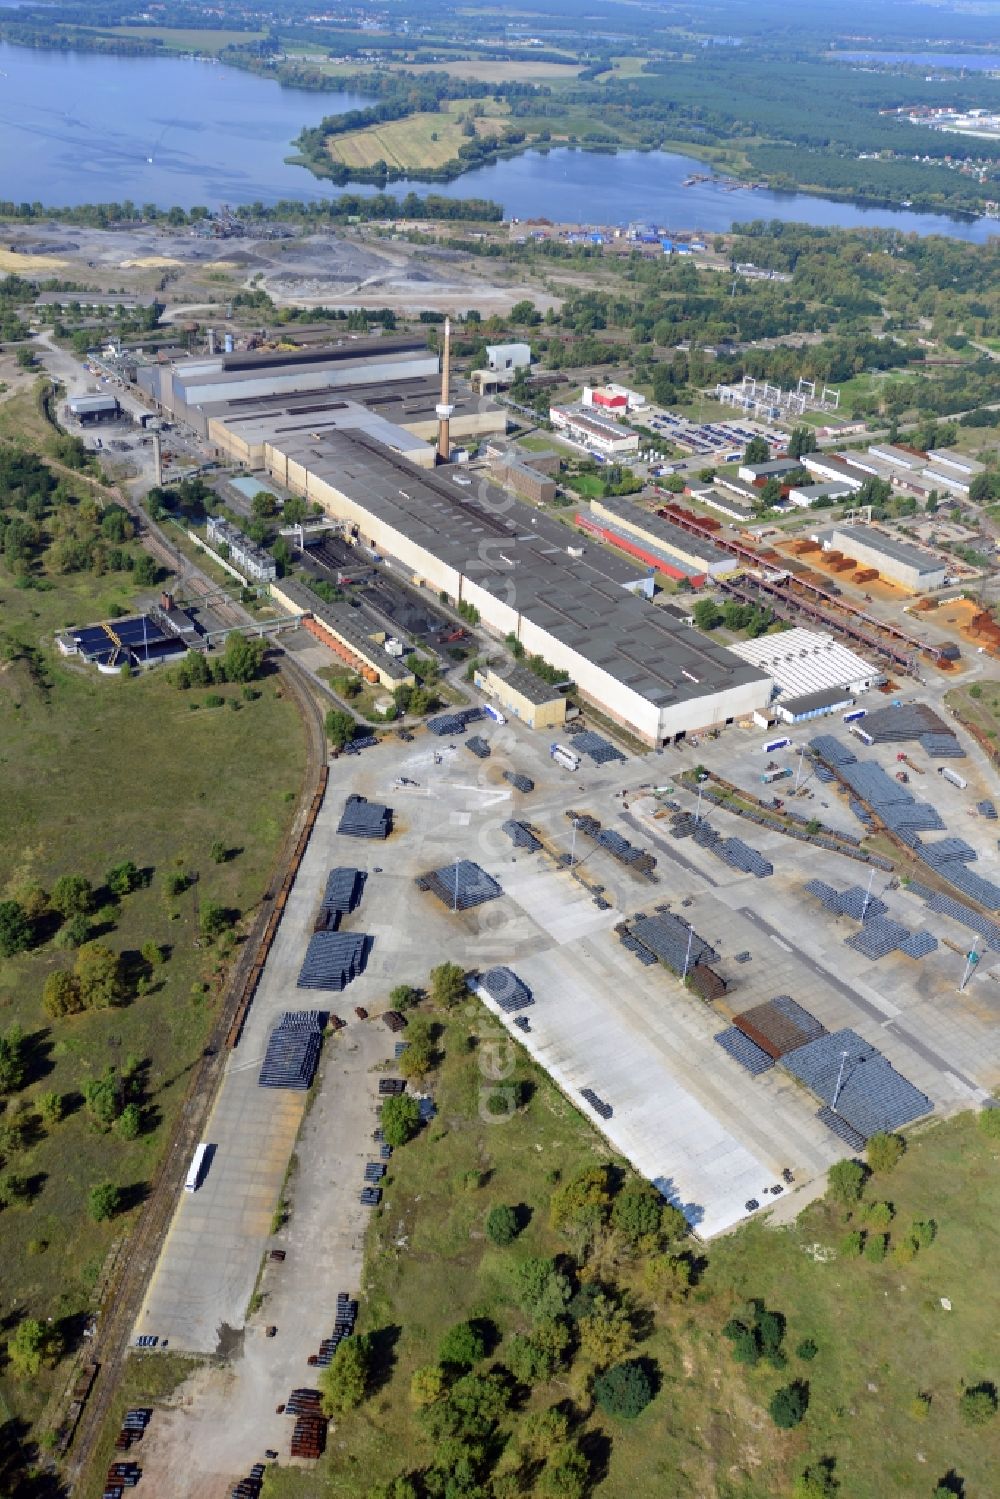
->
[837, 51, 1000, 72]
[0, 41, 997, 242]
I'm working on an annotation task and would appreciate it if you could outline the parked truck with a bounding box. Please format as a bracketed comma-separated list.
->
[550, 743, 581, 772]
[483, 704, 506, 725]
[761, 767, 792, 785]
[938, 766, 968, 790]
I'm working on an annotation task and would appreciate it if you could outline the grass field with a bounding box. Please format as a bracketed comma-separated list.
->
[258, 1000, 1000, 1499]
[945, 680, 1000, 742]
[107, 26, 267, 54]
[327, 99, 508, 171]
[0, 480, 307, 1441]
[403, 59, 585, 82]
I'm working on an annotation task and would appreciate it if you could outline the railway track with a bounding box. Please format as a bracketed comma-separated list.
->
[64, 634, 327, 1494]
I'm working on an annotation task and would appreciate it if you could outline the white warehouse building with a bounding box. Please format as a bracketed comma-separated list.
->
[263, 429, 770, 744]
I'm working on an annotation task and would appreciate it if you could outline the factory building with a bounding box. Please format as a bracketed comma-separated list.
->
[136, 336, 442, 437]
[257, 428, 770, 744]
[787, 480, 854, 508]
[549, 405, 640, 457]
[922, 449, 984, 497]
[728, 628, 882, 720]
[584, 496, 734, 583]
[582, 383, 647, 413]
[801, 453, 868, 491]
[488, 449, 558, 504]
[474, 663, 567, 730]
[66, 393, 122, 425]
[867, 443, 926, 473]
[486, 342, 532, 377]
[205, 516, 277, 583]
[698, 488, 757, 523]
[823, 525, 947, 592]
[737, 457, 801, 484]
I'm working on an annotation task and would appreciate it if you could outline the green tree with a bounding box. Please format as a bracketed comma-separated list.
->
[611, 1180, 664, 1243]
[839, 1230, 864, 1258]
[116, 1103, 143, 1140]
[42, 970, 83, 1018]
[409, 1364, 446, 1407]
[866, 1132, 905, 1174]
[210, 840, 227, 865]
[827, 1158, 867, 1207]
[485, 1204, 520, 1247]
[796, 1338, 819, 1361]
[223, 632, 266, 683]
[959, 1385, 997, 1426]
[105, 860, 140, 897]
[2, 1171, 32, 1206]
[51, 874, 93, 918]
[7, 1318, 57, 1379]
[508, 1256, 573, 1321]
[578, 1294, 634, 1370]
[325, 708, 356, 749]
[140, 940, 165, 967]
[439, 1320, 486, 1371]
[505, 1319, 571, 1383]
[757, 477, 783, 509]
[691, 598, 723, 631]
[769, 1381, 809, 1429]
[37, 1091, 64, 1127]
[56, 911, 91, 950]
[520, 1406, 570, 1459]
[0, 900, 32, 958]
[88, 1181, 122, 1221]
[429, 962, 467, 1008]
[792, 1460, 838, 1499]
[320, 1334, 371, 1414]
[536, 1445, 590, 1499]
[83, 1069, 122, 1129]
[744, 435, 769, 464]
[593, 1360, 655, 1420]
[381, 1093, 421, 1147]
[74, 942, 123, 1009]
[199, 900, 232, 940]
[0, 1027, 27, 1094]
[865, 1233, 887, 1263]
[549, 1164, 613, 1238]
[978, 1106, 1000, 1139]
[389, 983, 418, 1011]
[863, 1200, 894, 1230]
[643, 1252, 692, 1303]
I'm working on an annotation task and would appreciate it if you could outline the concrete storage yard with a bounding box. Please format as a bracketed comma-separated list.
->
[131, 688, 1000, 1493]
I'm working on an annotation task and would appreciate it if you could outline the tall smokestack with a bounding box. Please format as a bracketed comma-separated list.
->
[436, 317, 454, 464]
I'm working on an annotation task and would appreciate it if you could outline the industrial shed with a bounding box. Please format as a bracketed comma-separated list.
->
[825, 526, 947, 592]
[728, 628, 882, 706]
[261, 428, 770, 744]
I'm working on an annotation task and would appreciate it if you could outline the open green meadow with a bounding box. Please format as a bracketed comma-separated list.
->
[0, 455, 307, 1441]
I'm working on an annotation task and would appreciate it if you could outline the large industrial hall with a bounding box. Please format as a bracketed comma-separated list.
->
[135, 325, 772, 744]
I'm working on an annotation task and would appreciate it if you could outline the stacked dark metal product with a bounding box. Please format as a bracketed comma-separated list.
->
[259, 1012, 325, 1089]
[671, 813, 772, 877]
[856, 701, 964, 759]
[297, 931, 368, 990]
[580, 1087, 613, 1119]
[782, 1027, 933, 1142]
[904, 881, 1000, 952]
[466, 735, 491, 759]
[285, 1390, 326, 1459]
[502, 819, 542, 852]
[804, 878, 937, 962]
[337, 795, 392, 839]
[477, 965, 533, 1013]
[426, 707, 484, 736]
[229, 1462, 266, 1499]
[320, 867, 362, 917]
[418, 859, 502, 910]
[503, 770, 534, 793]
[573, 730, 627, 765]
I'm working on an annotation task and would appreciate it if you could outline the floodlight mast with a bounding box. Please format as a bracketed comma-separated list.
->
[831, 1048, 850, 1113]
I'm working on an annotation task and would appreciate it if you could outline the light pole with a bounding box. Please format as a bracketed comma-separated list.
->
[681, 924, 695, 982]
[831, 1048, 850, 1113]
[452, 856, 461, 913]
[695, 783, 703, 825]
[860, 866, 876, 924]
[570, 817, 580, 869]
[793, 745, 806, 793]
[959, 946, 979, 993]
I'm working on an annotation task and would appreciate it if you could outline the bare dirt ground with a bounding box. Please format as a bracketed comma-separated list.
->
[0, 221, 561, 317]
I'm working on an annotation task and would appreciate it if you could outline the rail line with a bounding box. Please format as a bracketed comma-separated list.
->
[65, 656, 327, 1495]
